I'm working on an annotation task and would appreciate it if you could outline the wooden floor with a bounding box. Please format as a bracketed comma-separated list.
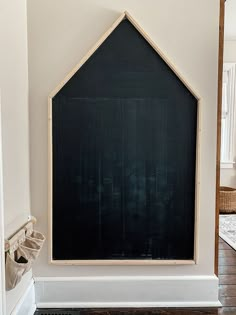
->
[218, 236, 236, 314]
[35, 237, 236, 315]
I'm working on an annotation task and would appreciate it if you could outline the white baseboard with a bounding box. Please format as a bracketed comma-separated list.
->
[34, 275, 221, 308]
[11, 279, 36, 315]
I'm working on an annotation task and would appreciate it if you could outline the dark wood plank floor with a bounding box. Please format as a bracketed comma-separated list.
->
[35, 237, 236, 315]
[218, 236, 236, 313]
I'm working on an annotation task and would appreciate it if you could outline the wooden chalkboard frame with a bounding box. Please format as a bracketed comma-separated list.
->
[48, 11, 201, 265]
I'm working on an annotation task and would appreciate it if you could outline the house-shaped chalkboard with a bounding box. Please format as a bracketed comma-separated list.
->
[49, 11, 200, 265]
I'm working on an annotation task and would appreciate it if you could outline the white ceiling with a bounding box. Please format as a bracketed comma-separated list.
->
[225, 0, 236, 40]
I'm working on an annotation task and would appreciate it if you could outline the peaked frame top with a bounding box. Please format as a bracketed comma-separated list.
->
[49, 11, 200, 101]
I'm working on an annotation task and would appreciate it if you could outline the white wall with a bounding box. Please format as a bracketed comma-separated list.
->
[220, 40, 236, 188]
[224, 0, 236, 41]
[27, 0, 220, 305]
[0, 0, 32, 313]
[0, 93, 6, 315]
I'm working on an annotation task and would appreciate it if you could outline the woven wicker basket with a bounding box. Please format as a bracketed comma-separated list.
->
[220, 186, 236, 213]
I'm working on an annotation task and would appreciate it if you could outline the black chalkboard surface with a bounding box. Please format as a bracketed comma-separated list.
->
[52, 19, 198, 261]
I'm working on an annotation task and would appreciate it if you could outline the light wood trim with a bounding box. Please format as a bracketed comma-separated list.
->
[48, 98, 53, 265]
[215, 0, 225, 275]
[48, 11, 201, 266]
[49, 259, 196, 266]
[124, 11, 201, 101]
[194, 100, 201, 265]
[49, 12, 126, 98]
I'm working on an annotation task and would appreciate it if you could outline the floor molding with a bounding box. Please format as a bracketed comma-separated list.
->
[35, 275, 221, 308]
[11, 279, 36, 315]
[36, 301, 222, 308]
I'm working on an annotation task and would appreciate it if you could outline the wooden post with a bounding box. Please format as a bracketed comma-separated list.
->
[215, 0, 225, 275]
